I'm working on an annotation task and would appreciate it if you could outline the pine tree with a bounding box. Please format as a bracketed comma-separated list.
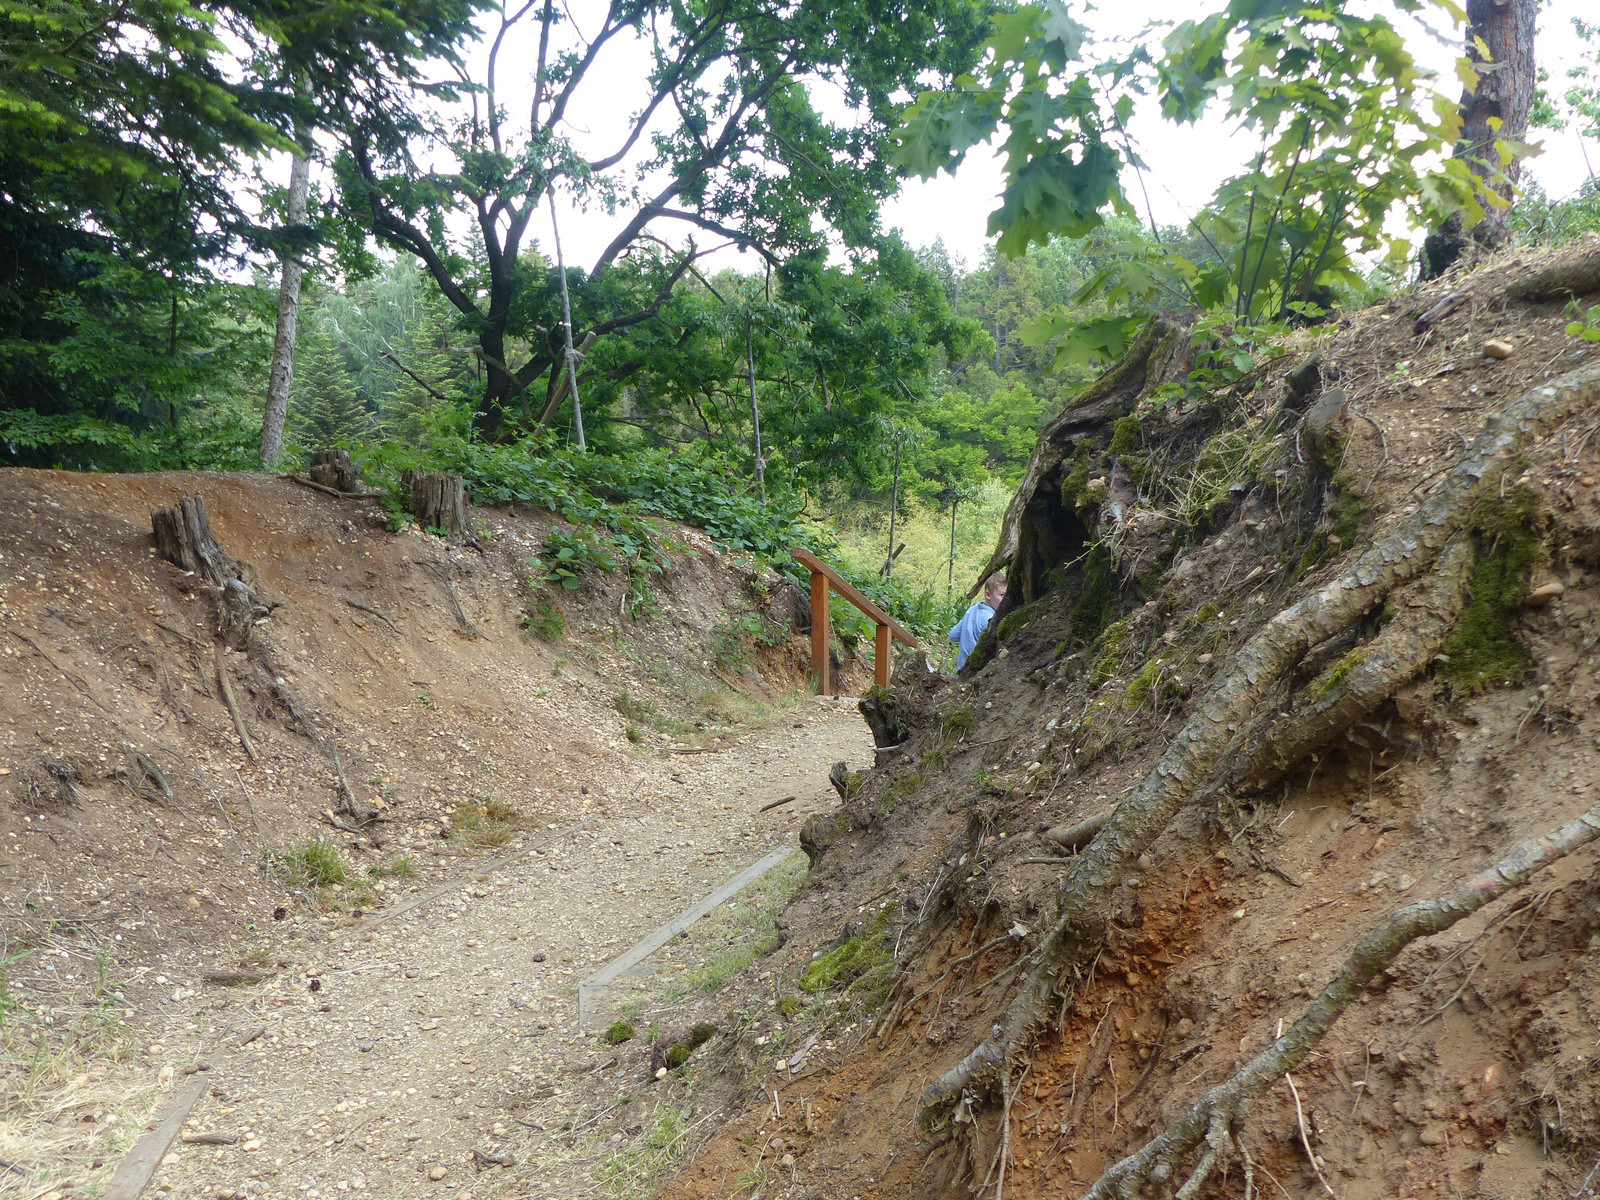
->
[379, 294, 468, 443]
[289, 323, 371, 449]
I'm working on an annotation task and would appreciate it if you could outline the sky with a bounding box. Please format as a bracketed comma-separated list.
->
[309, 0, 1598, 277]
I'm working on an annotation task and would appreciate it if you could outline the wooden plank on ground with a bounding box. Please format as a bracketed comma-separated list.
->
[103, 1075, 209, 1200]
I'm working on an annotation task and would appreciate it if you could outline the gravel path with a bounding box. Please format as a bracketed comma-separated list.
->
[145, 699, 870, 1200]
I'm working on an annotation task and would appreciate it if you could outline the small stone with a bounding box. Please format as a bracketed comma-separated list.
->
[530, 953, 547, 963]
[358, 1041, 375, 1053]
[778, 1153, 796, 1169]
[43, 1193, 64, 1200]
[1196, 653, 1213, 665]
[1524, 580, 1565, 606]
[655, 1067, 669, 1080]
[428, 1166, 448, 1181]
[1418, 1124, 1446, 1146]
[1394, 874, 1415, 893]
[1175, 1018, 1194, 1037]
[1482, 339, 1514, 359]
[242, 1139, 261, 1151]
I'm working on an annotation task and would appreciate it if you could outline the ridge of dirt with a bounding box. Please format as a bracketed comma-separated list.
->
[649, 242, 1600, 1200]
[0, 469, 878, 1197]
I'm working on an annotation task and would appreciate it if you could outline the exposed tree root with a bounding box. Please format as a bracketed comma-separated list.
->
[919, 362, 1600, 1122]
[1229, 530, 1474, 794]
[1504, 247, 1600, 302]
[1080, 798, 1600, 1199]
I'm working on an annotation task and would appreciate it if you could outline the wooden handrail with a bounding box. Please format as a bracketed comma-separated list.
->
[792, 547, 919, 693]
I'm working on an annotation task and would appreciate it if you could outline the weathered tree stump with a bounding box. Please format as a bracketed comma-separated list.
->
[1505, 246, 1600, 302]
[403, 470, 469, 537]
[308, 449, 363, 494]
[150, 494, 270, 650]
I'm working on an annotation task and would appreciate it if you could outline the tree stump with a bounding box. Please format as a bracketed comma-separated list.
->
[308, 449, 363, 494]
[403, 470, 469, 537]
[150, 494, 270, 650]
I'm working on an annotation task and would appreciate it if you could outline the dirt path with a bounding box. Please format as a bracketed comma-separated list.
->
[144, 700, 871, 1200]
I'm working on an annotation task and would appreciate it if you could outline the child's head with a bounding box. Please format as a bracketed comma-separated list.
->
[984, 572, 1007, 606]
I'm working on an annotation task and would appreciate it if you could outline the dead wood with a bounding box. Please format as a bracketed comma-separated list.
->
[403, 470, 469, 537]
[1229, 531, 1474, 794]
[920, 360, 1600, 1120]
[1081, 798, 1600, 1200]
[214, 643, 259, 763]
[973, 314, 1190, 597]
[134, 750, 174, 802]
[201, 970, 272, 987]
[330, 743, 378, 825]
[1413, 290, 1469, 334]
[1505, 247, 1600, 302]
[308, 449, 364, 494]
[1042, 810, 1112, 852]
[180, 1132, 239, 1145]
[151, 493, 271, 649]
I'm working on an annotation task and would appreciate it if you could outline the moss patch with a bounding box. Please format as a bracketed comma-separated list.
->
[1109, 415, 1143, 456]
[1314, 645, 1370, 698]
[1437, 491, 1545, 696]
[1069, 545, 1119, 642]
[662, 1022, 718, 1070]
[1090, 618, 1131, 688]
[996, 600, 1046, 641]
[604, 1020, 636, 1045]
[798, 935, 889, 997]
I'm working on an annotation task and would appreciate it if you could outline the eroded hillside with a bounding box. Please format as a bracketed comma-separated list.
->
[655, 241, 1600, 1200]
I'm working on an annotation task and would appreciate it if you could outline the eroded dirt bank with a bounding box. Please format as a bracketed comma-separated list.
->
[653, 243, 1600, 1200]
[0, 469, 878, 1196]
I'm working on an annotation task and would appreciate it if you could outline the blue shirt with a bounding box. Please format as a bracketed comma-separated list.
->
[949, 600, 995, 669]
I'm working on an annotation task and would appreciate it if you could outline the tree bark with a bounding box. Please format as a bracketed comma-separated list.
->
[1505, 245, 1600, 301]
[151, 494, 270, 650]
[1082, 797, 1600, 1200]
[1229, 531, 1475, 794]
[1422, 0, 1538, 277]
[403, 471, 469, 537]
[920, 360, 1600, 1118]
[260, 151, 312, 468]
[308, 449, 363, 494]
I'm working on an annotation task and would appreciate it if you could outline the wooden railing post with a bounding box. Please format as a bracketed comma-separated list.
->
[793, 547, 919, 697]
[810, 569, 830, 695]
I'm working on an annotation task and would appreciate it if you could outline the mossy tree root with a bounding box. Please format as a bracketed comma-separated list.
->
[1228, 530, 1475, 794]
[1504, 247, 1600, 302]
[919, 362, 1600, 1122]
[1080, 798, 1600, 1200]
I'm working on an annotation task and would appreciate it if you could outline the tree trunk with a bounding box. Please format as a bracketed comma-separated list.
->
[308, 449, 363, 494]
[403, 471, 469, 537]
[260, 151, 312, 468]
[1422, 0, 1538, 277]
[150, 494, 270, 650]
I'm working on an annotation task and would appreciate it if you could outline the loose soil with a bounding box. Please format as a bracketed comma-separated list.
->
[0, 469, 874, 1198]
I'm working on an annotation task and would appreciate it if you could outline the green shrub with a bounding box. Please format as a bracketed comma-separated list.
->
[273, 839, 348, 889]
[521, 601, 565, 642]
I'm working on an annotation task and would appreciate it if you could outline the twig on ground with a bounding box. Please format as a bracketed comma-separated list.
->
[214, 642, 258, 763]
[343, 597, 403, 636]
[1286, 1070, 1337, 1198]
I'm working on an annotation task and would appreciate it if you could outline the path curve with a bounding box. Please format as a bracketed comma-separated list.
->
[149, 700, 871, 1200]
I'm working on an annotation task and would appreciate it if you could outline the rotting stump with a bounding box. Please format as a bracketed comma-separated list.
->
[792, 546, 917, 693]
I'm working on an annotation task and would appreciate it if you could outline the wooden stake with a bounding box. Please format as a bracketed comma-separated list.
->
[103, 1075, 208, 1200]
[809, 570, 829, 696]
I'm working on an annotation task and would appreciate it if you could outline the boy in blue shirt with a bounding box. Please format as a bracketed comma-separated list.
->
[949, 572, 1007, 670]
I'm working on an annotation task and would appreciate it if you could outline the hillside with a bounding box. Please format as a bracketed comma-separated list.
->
[0, 469, 879, 1194]
[644, 241, 1600, 1200]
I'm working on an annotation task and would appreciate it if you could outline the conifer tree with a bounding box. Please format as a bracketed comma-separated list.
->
[289, 324, 370, 448]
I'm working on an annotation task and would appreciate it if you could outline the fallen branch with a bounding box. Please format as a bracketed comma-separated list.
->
[1081, 798, 1600, 1199]
[1412, 290, 1469, 335]
[921, 361, 1600, 1118]
[214, 642, 259, 763]
[758, 795, 796, 813]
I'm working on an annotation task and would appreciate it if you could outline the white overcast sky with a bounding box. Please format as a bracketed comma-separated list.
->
[319, 0, 1598, 275]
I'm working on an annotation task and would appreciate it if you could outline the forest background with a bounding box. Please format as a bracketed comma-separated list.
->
[3, 0, 1599, 661]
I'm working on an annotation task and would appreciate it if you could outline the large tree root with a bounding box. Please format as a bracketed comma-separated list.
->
[1228, 530, 1474, 794]
[1505, 247, 1600, 302]
[1080, 798, 1600, 1199]
[920, 362, 1600, 1120]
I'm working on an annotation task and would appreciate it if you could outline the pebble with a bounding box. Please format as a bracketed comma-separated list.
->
[1482, 339, 1514, 359]
[778, 1153, 796, 1169]
[428, 1166, 448, 1181]
[655, 1067, 669, 1079]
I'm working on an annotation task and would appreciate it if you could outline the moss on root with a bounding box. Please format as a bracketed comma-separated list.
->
[996, 600, 1047, 641]
[1437, 490, 1545, 696]
[1070, 546, 1120, 642]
